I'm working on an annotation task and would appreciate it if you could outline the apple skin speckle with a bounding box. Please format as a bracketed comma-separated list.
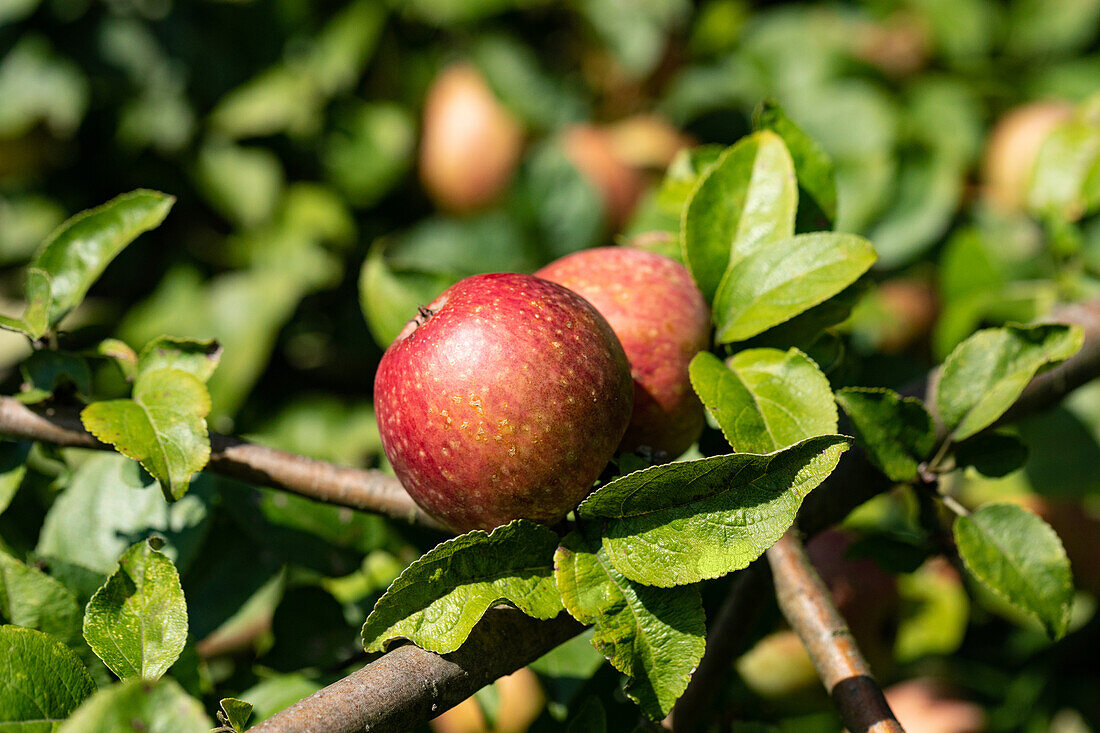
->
[374, 273, 633, 532]
[537, 247, 710, 458]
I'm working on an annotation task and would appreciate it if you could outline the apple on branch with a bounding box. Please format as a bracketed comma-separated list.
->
[374, 273, 633, 532]
[537, 246, 710, 458]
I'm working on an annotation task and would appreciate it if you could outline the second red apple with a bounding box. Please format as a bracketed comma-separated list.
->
[537, 247, 710, 458]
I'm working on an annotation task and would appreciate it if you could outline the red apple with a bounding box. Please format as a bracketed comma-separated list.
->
[536, 247, 709, 458]
[419, 63, 523, 214]
[374, 273, 633, 532]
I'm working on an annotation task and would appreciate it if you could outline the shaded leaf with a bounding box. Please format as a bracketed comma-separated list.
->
[566, 696, 607, 733]
[83, 538, 188, 681]
[936, 323, 1083, 441]
[0, 548, 82, 643]
[954, 503, 1074, 639]
[137, 336, 222, 383]
[954, 431, 1029, 478]
[17, 350, 91, 404]
[690, 348, 836, 454]
[554, 533, 704, 720]
[36, 453, 213, 577]
[81, 368, 212, 500]
[361, 520, 563, 653]
[753, 99, 837, 227]
[0, 268, 51, 339]
[683, 130, 797, 301]
[836, 388, 936, 483]
[0, 441, 29, 515]
[0, 625, 95, 729]
[578, 436, 850, 586]
[713, 232, 876, 343]
[57, 677, 210, 733]
[32, 190, 174, 327]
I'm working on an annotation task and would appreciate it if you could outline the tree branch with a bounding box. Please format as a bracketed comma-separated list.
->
[767, 531, 904, 733]
[248, 609, 582, 733]
[0, 397, 446, 531]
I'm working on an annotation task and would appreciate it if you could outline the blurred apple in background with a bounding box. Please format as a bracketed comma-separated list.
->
[430, 668, 545, 733]
[419, 63, 524, 214]
[982, 101, 1073, 213]
[882, 678, 986, 733]
[876, 276, 939, 354]
[561, 115, 691, 230]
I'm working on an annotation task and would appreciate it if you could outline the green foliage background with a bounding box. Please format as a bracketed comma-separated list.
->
[2, 0, 1100, 730]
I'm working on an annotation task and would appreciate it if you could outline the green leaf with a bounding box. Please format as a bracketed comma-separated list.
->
[954, 503, 1074, 639]
[690, 348, 836, 454]
[81, 368, 212, 501]
[56, 677, 211, 733]
[1029, 103, 1100, 221]
[683, 130, 797, 302]
[0, 441, 29, 515]
[36, 453, 213, 578]
[95, 339, 138, 381]
[753, 100, 837, 227]
[361, 520, 563, 654]
[323, 102, 415, 207]
[836, 388, 936, 483]
[359, 242, 456, 347]
[194, 144, 284, 228]
[0, 549, 82, 643]
[554, 533, 705, 720]
[0, 268, 51, 339]
[895, 560, 969, 663]
[0, 625, 96, 729]
[83, 539, 188, 681]
[17, 350, 91, 404]
[31, 190, 174, 327]
[625, 144, 724, 242]
[712, 232, 876, 343]
[566, 697, 607, 733]
[218, 698, 253, 732]
[578, 435, 850, 587]
[936, 323, 1084, 441]
[954, 431, 1029, 478]
[868, 152, 964, 268]
[136, 337, 222, 383]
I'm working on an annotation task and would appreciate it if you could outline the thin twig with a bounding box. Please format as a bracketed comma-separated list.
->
[0, 397, 446, 531]
[767, 531, 904, 733]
